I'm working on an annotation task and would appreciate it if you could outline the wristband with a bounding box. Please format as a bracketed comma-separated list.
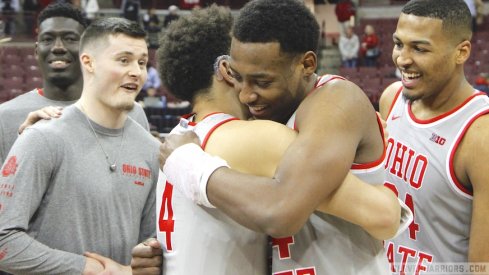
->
[163, 143, 229, 208]
[392, 198, 414, 239]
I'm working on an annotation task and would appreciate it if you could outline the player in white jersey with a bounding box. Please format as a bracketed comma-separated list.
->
[153, 1, 412, 274]
[132, 5, 411, 275]
[271, 74, 395, 275]
[379, 0, 489, 273]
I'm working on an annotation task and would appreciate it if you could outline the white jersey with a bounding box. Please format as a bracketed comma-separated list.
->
[273, 75, 391, 275]
[384, 86, 489, 274]
[156, 113, 268, 275]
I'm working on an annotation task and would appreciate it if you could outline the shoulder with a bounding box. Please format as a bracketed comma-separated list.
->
[379, 81, 402, 119]
[300, 77, 370, 118]
[127, 117, 160, 148]
[0, 91, 36, 113]
[128, 102, 146, 118]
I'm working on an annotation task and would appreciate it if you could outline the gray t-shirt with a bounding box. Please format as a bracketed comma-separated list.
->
[0, 105, 160, 274]
[0, 89, 150, 164]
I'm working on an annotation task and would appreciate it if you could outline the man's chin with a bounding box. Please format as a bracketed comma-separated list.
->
[121, 102, 135, 112]
[47, 75, 77, 87]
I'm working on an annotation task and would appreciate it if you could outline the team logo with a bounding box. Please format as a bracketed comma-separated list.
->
[1, 156, 18, 177]
[429, 133, 446, 146]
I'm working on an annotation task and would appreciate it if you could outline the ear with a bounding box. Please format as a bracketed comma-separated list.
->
[80, 53, 94, 73]
[218, 59, 235, 87]
[301, 51, 317, 77]
[455, 40, 471, 65]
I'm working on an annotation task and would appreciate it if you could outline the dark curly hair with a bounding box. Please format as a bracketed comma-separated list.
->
[402, 0, 472, 42]
[37, 2, 88, 28]
[157, 4, 233, 102]
[233, 0, 319, 54]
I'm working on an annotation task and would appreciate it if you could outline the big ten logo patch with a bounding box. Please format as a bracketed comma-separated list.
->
[2, 156, 18, 177]
[122, 163, 151, 186]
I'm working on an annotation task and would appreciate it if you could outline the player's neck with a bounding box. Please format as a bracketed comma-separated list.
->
[411, 77, 475, 119]
[42, 78, 83, 101]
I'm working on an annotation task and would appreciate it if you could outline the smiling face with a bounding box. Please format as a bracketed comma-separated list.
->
[228, 38, 307, 124]
[83, 34, 148, 111]
[393, 13, 467, 102]
[36, 17, 85, 88]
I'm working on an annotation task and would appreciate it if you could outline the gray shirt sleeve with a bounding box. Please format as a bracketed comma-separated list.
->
[0, 128, 86, 274]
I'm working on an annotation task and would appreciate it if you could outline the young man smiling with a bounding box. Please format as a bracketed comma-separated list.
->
[0, 2, 149, 164]
[0, 17, 160, 274]
[380, 0, 489, 272]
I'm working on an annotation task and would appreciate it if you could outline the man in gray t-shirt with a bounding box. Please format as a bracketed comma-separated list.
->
[0, 2, 149, 164]
[0, 17, 160, 274]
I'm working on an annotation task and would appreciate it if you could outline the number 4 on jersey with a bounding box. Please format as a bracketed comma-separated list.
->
[159, 181, 175, 251]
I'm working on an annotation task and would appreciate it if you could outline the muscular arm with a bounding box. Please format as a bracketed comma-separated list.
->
[455, 115, 489, 262]
[316, 173, 401, 240]
[206, 80, 389, 237]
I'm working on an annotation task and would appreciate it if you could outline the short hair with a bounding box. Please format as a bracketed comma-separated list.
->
[157, 4, 233, 102]
[80, 17, 146, 52]
[37, 2, 88, 28]
[233, 0, 319, 55]
[402, 0, 472, 41]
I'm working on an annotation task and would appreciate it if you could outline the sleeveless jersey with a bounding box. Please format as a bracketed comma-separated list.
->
[273, 75, 391, 275]
[156, 113, 268, 275]
[383, 86, 489, 274]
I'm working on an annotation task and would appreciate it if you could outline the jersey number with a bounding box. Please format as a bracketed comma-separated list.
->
[158, 181, 175, 251]
[384, 182, 419, 240]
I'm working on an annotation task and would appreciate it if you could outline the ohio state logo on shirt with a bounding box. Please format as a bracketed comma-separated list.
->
[2, 156, 18, 177]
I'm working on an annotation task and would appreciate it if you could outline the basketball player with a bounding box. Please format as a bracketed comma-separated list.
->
[129, 5, 410, 274]
[155, 0, 412, 274]
[0, 18, 159, 274]
[0, 2, 149, 164]
[380, 0, 489, 272]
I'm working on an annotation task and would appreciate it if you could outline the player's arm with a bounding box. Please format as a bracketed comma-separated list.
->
[201, 80, 387, 237]
[0, 129, 100, 274]
[456, 114, 489, 262]
[316, 173, 402, 240]
[211, 119, 402, 240]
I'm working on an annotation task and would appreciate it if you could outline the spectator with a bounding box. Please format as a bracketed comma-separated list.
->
[338, 24, 359, 68]
[137, 61, 161, 102]
[360, 24, 380, 67]
[163, 5, 179, 28]
[475, 0, 484, 28]
[0, 0, 18, 35]
[335, 0, 355, 36]
[142, 86, 165, 108]
[142, 8, 160, 48]
[22, 0, 38, 36]
[122, 0, 139, 22]
[82, 0, 99, 22]
[142, 7, 159, 31]
[474, 74, 489, 95]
